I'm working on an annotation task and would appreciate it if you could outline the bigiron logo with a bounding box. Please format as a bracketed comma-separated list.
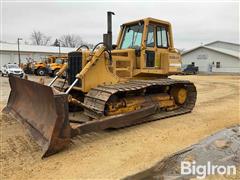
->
[181, 161, 236, 179]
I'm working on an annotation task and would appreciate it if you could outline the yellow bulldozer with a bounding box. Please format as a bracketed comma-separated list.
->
[3, 12, 197, 158]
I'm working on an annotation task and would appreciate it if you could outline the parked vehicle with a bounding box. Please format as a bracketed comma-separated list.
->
[182, 64, 199, 75]
[1, 63, 24, 78]
[22, 61, 34, 74]
[30, 57, 55, 76]
[23, 56, 68, 76]
[47, 57, 68, 77]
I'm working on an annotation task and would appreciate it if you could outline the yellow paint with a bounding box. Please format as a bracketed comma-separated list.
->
[77, 46, 119, 92]
[177, 88, 187, 104]
[71, 17, 183, 92]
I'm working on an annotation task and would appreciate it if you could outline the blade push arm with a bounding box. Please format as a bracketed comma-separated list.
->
[66, 46, 119, 93]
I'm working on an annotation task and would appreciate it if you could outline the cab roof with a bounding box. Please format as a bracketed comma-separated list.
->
[121, 17, 171, 26]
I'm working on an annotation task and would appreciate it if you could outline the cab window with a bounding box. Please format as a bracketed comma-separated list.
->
[156, 26, 168, 48]
[146, 25, 154, 47]
[120, 23, 144, 49]
[56, 59, 63, 64]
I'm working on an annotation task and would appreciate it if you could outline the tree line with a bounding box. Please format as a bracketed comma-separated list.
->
[27, 30, 94, 48]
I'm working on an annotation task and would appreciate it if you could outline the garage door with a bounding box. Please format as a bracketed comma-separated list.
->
[0, 53, 12, 67]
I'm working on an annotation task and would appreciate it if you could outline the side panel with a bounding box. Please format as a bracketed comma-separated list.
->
[81, 54, 119, 92]
[80, 48, 120, 92]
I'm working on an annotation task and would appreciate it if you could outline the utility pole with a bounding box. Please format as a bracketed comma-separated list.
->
[56, 39, 61, 56]
[58, 43, 61, 56]
[17, 38, 22, 66]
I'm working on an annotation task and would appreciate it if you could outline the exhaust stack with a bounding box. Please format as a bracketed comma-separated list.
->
[103, 11, 115, 50]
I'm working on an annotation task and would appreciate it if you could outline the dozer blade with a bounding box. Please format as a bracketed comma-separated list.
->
[3, 75, 71, 158]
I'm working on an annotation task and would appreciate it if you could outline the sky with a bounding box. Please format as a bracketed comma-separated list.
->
[1, 0, 239, 50]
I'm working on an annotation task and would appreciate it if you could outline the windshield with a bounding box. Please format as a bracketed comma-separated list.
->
[56, 59, 63, 64]
[7, 64, 19, 69]
[120, 23, 144, 49]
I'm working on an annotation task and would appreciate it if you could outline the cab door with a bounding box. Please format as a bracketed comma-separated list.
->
[144, 24, 156, 68]
[156, 25, 170, 72]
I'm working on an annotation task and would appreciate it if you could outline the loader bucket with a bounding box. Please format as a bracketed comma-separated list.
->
[3, 75, 71, 158]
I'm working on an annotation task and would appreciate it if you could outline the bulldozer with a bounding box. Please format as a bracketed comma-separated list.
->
[3, 12, 197, 158]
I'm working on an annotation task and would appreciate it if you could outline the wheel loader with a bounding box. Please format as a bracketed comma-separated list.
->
[47, 56, 68, 77]
[29, 56, 54, 76]
[3, 12, 197, 158]
[30, 55, 66, 76]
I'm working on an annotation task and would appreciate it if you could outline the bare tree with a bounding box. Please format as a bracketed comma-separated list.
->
[85, 43, 94, 49]
[52, 39, 60, 47]
[59, 34, 84, 48]
[30, 30, 51, 46]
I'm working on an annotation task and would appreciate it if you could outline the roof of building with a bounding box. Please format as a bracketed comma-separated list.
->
[0, 42, 76, 54]
[204, 40, 240, 47]
[182, 41, 240, 59]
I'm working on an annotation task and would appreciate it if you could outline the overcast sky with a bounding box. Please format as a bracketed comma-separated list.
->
[1, 0, 239, 49]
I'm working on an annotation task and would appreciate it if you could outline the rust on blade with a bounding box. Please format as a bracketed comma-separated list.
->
[3, 75, 72, 158]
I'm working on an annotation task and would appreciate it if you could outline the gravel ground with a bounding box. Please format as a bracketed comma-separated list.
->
[125, 125, 240, 179]
[0, 74, 239, 179]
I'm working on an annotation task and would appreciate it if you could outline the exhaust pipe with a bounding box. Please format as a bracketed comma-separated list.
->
[103, 11, 115, 50]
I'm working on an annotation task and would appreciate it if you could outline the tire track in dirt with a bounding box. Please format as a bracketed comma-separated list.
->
[196, 82, 239, 106]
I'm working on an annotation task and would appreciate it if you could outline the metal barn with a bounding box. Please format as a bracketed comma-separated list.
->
[182, 41, 240, 73]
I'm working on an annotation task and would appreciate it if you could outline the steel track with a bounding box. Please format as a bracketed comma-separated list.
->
[82, 78, 197, 126]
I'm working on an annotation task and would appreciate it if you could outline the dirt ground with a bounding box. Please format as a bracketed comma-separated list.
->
[125, 125, 240, 179]
[0, 74, 239, 179]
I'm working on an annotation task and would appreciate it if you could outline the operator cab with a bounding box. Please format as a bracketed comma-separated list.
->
[118, 18, 172, 49]
[112, 18, 181, 77]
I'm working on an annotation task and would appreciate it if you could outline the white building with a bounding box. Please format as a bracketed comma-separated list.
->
[0, 42, 76, 67]
[182, 41, 240, 73]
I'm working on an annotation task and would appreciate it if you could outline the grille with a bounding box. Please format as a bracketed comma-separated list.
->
[14, 71, 21, 73]
[67, 51, 82, 86]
